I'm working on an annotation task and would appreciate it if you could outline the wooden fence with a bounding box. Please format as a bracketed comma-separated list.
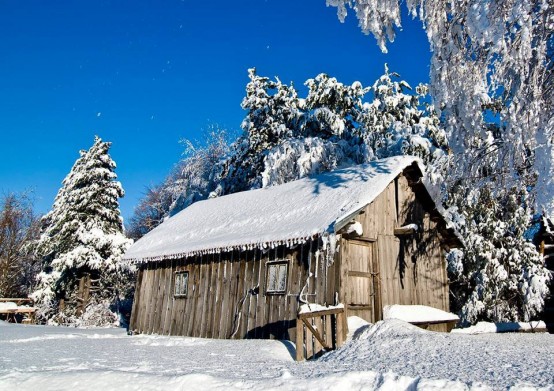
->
[296, 306, 347, 361]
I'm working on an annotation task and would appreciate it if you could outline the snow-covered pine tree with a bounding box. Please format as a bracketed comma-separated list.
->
[32, 137, 133, 326]
[219, 66, 446, 192]
[217, 68, 303, 195]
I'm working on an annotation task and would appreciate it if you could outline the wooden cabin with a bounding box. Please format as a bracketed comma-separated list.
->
[124, 156, 460, 343]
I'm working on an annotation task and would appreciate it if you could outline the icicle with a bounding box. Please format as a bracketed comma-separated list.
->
[299, 271, 312, 305]
[314, 250, 319, 278]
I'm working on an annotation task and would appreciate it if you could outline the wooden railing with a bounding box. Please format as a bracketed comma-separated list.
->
[296, 306, 347, 361]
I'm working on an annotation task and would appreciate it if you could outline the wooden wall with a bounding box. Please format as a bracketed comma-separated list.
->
[339, 172, 449, 323]
[130, 240, 337, 343]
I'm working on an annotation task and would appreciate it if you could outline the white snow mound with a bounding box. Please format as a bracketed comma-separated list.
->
[383, 304, 459, 323]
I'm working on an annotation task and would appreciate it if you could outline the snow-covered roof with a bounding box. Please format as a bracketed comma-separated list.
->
[124, 156, 424, 263]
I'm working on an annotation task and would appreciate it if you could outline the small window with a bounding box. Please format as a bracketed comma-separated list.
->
[174, 271, 189, 297]
[266, 261, 288, 294]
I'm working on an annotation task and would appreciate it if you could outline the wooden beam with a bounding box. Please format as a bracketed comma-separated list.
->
[347, 304, 374, 310]
[301, 318, 330, 350]
[298, 307, 345, 319]
[347, 271, 376, 278]
[394, 225, 417, 235]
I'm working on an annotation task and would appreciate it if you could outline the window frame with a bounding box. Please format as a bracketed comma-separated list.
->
[265, 260, 289, 295]
[174, 270, 189, 298]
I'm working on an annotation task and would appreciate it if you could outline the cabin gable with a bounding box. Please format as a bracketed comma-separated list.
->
[338, 171, 450, 324]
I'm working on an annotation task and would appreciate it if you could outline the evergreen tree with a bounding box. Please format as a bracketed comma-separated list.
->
[217, 68, 303, 194]
[447, 186, 550, 324]
[31, 137, 133, 326]
[219, 66, 445, 192]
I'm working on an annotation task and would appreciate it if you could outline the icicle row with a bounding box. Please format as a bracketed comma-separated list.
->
[124, 233, 322, 264]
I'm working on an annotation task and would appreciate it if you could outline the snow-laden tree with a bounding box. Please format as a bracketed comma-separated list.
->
[217, 69, 304, 194]
[326, 0, 554, 217]
[447, 186, 550, 324]
[127, 129, 232, 240]
[327, 0, 552, 325]
[31, 137, 133, 326]
[218, 66, 447, 192]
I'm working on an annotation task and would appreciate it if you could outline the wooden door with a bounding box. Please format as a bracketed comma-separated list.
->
[344, 240, 381, 323]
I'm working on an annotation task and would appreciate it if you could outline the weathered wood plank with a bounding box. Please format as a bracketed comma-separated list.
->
[198, 255, 210, 337]
[302, 317, 329, 350]
[228, 251, 240, 339]
[181, 259, 194, 336]
[296, 320, 304, 361]
[205, 254, 217, 338]
[190, 256, 204, 337]
[255, 251, 267, 337]
[325, 314, 332, 349]
[211, 253, 223, 339]
[139, 264, 153, 333]
[233, 251, 247, 339]
[246, 249, 260, 339]
[159, 262, 170, 334]
[130, 266, 144, 332]
[147, 264, 160, 334]
[219, 254, 232, 339]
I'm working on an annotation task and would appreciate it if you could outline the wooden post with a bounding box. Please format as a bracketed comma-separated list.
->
[335, 311, 345, 348]
[76, 277, 84, 316]
[296, 320, 304, 361]
[325, 315, 332, 349]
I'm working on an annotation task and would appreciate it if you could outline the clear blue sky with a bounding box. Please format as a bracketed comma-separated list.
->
[0, 0, 430, 222]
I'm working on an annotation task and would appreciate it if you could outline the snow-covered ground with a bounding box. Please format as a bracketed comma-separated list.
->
[0, 319, 552, 390]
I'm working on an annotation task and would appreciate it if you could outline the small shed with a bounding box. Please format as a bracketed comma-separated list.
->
[124, 156, 460, 343]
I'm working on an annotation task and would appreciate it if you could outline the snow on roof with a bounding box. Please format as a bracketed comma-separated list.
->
[124, 156, 423, 263]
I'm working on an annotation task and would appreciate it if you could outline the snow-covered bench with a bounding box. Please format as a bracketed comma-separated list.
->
[383, 305, 459, 332]
[0, 298, 36, 324]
